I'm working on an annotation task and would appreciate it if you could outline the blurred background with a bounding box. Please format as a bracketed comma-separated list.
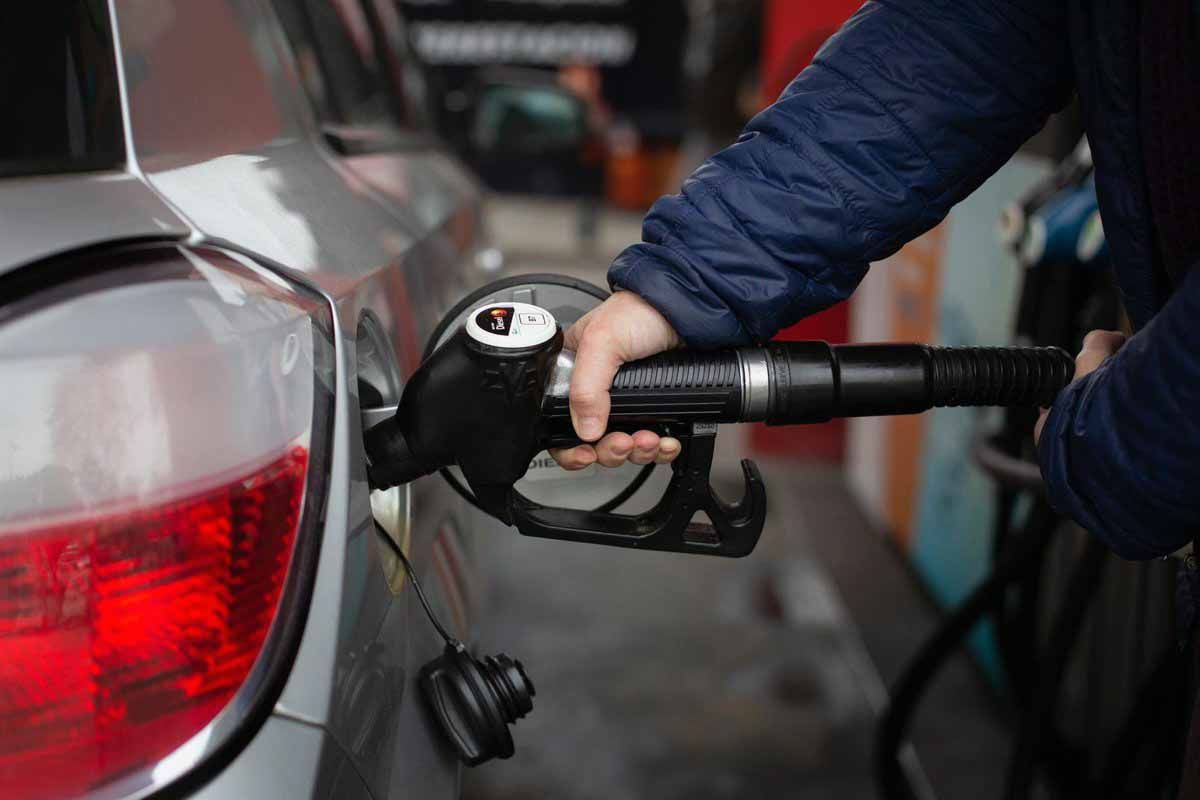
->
[386, 1, 1177, 797]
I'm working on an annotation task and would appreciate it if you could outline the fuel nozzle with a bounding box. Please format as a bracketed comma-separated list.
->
[365, 282, 1073, 559]
[363, 418, 421, 489]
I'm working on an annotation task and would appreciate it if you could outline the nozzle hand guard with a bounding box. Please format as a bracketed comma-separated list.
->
[511, 422, 767, 557]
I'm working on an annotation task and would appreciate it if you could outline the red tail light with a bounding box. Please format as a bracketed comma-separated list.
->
[0, 242, 333, 798]
[0, 448, 308, 799]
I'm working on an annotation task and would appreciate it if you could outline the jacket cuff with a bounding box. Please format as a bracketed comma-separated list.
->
[608, 247, 755, 349]
[1036, 370, 1170, 560]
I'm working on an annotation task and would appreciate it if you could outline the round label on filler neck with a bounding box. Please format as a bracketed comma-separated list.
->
[466, 302, 557, 349]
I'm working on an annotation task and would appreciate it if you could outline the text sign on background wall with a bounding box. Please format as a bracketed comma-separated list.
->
[400, 0, 638, 66]
[397, 0, 687, 135]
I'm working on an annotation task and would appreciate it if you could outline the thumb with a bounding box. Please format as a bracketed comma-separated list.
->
[1034, 407, 1050, 444]
[1075, 330, 1126, 377]
[562, 306, 594, 352]
[569, 322, 622, 442]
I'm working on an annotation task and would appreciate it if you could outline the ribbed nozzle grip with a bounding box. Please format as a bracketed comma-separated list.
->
[927, 346, 1074, 408]
[611, 350, 740, 391]
[543, 350, 744, 425]
[602, 350, 744, 421]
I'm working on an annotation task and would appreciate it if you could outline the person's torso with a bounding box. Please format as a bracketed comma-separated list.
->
[1070, 0, 1200, 327]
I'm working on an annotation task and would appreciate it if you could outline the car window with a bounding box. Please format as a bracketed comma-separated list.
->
[272, 0, 418, 130]
[0, 1, 124, 178]
[363, 0, 432, 129]
[116, 0, 295, 170]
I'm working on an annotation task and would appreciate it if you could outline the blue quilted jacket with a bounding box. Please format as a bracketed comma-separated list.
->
[609, 0, 1199, 559]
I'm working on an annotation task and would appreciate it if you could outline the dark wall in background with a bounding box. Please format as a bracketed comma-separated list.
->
[396, 0, 687, 141]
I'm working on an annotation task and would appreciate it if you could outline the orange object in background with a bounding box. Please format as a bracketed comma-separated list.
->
[749, 303, 851, 461]
[606, 136, 680, 210]
[879, 228, 946, 546]
[606, 147, 652, 210]
[750, 0, 862, 461]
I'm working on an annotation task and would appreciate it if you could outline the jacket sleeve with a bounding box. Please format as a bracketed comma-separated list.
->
[1037, 267, 1200, 560]
[609, 0, 1074, 348]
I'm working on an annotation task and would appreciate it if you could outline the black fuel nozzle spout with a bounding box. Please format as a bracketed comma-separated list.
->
[364, 418, 426, 489]
[363, 304, 564, 524]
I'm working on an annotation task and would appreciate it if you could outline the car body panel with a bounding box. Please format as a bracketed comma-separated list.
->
[188, 716, 372, 800]
[0, 172, 189, 273]
[1, 0, 490, 796]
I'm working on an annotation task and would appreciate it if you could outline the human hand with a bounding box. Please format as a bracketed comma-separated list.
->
[550, 291, 684, 470]
[1035, 330, 1127, 444]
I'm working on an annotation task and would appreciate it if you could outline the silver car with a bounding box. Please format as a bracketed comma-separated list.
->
[0, 1, 543, 798]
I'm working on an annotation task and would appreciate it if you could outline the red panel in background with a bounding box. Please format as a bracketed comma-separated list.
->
[750, 302, 850, 460]
[761, 0, 862, 100]
[749, 0, 861, 461]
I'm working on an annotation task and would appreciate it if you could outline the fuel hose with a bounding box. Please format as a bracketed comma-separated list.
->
[542, 342, 1073, 443]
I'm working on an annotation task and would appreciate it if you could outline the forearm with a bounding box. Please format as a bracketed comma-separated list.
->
[1038, 268, 1200, 559]
[611, 0, 1073, 348]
